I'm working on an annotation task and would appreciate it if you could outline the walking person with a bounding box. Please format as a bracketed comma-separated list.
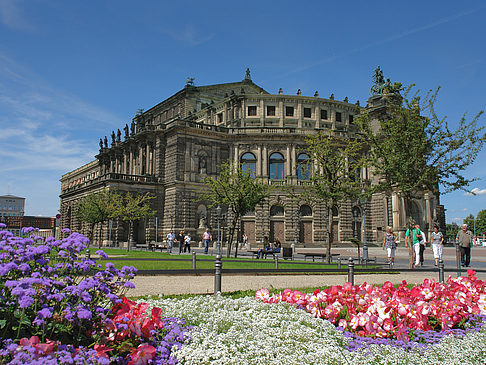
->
[166, 230, 175, 254]
[176, 230, 184, 254]
[431, 225, 444, 266]
[242, 234, 248, 249]
[456, 224, 473, 267]
[405, 221, 422, 268]
[382, 226, 397, 266]
[416, 224, 427, 266]
[184, 233, 191, 253]
[203, 228, 212, 254]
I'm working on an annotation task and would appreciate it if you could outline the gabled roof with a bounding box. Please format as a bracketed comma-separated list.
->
[0, 194, 25, 199]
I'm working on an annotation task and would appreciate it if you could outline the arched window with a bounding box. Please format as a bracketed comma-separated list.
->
[332, 206, 339, 217]
[241, 152, 256, 178]
[352, 206, 361, 218]
[270, 205, 284, 216]
[297, 153, 311, 180]
[300, 205, 312, 217]
[269, 152, 284, 180]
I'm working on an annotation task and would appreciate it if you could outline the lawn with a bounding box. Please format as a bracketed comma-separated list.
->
[93, 248, 377, 271]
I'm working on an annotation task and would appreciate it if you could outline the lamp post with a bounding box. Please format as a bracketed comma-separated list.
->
[216, 205, 222, 256]
[360, 188, 368, 263]
[294, 208, 299, 247]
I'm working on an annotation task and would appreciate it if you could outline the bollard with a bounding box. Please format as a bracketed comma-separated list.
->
[347, 257, 354, 286]
[438, 260, 445, 283]
[214, 254, 222, 295]
[337, 257, 341, 270]
[274, 255, 279, 270]
[192, 252, 197, 270]
[455, 242, 462, 277]
[85, 248, 90, 260]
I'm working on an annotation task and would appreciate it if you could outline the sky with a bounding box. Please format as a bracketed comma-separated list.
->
[0, 0, 485, 224]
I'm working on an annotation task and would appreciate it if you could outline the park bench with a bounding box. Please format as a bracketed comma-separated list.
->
[248, 249, 281, 259]
[148, 242, 169, 252]
[301, 252, 340, 262]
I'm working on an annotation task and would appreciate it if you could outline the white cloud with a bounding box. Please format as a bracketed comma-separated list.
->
[0, 0, 33, 31]
[164, 24, 214, 46]
[465, 188, 486, 196]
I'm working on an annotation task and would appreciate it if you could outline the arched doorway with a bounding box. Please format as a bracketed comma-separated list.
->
[270, 205, 284, 243]
[299, 205, 313, 244]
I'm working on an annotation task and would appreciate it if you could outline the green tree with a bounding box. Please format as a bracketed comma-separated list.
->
[305, 133, 364, 263]
[464, 209, 486, 237]
[112, 192, 155, 251]
[200, 161, 271, 258]
[76, 190, 119, 247]
[446, 222, 460, 243]
[356, 84, 485, 267]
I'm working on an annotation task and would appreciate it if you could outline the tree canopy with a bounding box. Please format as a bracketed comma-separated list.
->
[200, 161, 271, 257]
[305, 133, 365, 263]
[76, 190, 119, 247]
[355, 87, 485, 201]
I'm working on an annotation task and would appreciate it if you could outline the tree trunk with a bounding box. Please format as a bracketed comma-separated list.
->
[234, 221, 240, 258]
[90, 223, 95, 247]
[226, 216, 238, 258]
[98, 221, 103, 249]
[327, 202, 333, 264]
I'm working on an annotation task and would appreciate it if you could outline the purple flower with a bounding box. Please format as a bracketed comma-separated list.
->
[18, 295, 34, 308]
[38, 307, 53, 319]
[123, 281, 135, 289]
[95, 250, 109, 259]
[76, 307, 92, 320]
[0, 223, 6, 228]
[61, 228, 71, 234]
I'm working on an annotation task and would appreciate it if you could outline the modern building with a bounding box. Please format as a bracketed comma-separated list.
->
[0, 194, 25, 218]
[59, 70, 444, 247]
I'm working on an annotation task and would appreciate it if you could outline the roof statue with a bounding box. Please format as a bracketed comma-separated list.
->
[244, 67, 251, 81]
[185, 77, 195, 86]
[371, 66, 403, 96]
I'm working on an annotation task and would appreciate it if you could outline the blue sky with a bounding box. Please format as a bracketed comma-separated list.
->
[0, 0, 485, 224]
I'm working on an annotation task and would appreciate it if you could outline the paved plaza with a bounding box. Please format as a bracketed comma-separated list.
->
[126, 245, 486, 297]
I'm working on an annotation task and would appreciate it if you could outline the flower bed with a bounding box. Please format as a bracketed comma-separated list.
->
[0, 226, 191, 364]
[255, 272, 486, 341]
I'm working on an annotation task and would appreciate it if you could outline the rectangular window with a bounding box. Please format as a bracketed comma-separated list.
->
[217, 113, 223, 123]
[349, 114, 354, 124]
[267, 105, 276, 116]
[336, 112, 342, 122]
[304, 108, 312, 118]
[320, 109, 328, 120]
[247, 106, 257, 116]
[285, 106, 294, 117]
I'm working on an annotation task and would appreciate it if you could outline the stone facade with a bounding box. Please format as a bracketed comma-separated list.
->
[59, 73, 445, 247]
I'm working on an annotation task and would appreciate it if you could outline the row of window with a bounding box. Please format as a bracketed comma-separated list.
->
[240, 152, 311, 180]
[0, 205, 23, 210]
[247, 106, 353, 122]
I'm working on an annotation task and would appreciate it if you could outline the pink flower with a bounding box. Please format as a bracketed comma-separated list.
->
[129, 344, 156, 365]
[256, 288, 270, 301]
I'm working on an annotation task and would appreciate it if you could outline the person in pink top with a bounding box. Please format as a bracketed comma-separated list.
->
[203, 228, 212, 254]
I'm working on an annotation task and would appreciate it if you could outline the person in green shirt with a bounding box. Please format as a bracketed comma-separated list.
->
[405, 220, 422, 268]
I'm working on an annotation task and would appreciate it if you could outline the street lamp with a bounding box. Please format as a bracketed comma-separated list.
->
[216, 205, 222, 255]
[360, 188, 368, 263]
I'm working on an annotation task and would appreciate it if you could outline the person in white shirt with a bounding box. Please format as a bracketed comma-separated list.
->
[166, 230, 175, 253]
[430, 225, 444, 266]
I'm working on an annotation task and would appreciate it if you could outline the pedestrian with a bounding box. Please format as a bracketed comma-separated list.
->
[242, 234, 248, 249]
[456, 223, 473, 267]
[382, 226, 397, 266]
[431, 225, 444, 266]
[166, 230, 175, 254]
[184, 233, 191, 253]
[203, 228, 212, 254]
[416, 224, 427, 266]
[176, 230, 184, 254]
[405, 221, 422, 268]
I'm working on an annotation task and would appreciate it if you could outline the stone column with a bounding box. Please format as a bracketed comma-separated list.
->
[234, 144, 239, 171]
[262, 145, 268, 177]
[146, 144, 150, 175]
[257, 145, 262, 177]
[314, 104, 319, 127]
[260, 99, 265, 125]
[286, 145, 291, 178]
[291, 144, 297, 179]
[279, 99, 284, 127]
[123, 152, 128, 174]
[129, 149, 134, 175]
[297, 100, 302, 128]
